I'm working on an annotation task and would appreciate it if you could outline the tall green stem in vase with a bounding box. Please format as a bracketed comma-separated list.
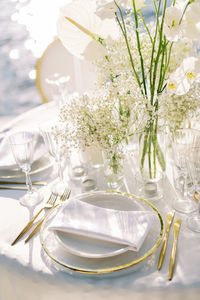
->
[115, 0, 171, 178]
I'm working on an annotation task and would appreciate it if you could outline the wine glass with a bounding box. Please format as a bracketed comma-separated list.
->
[187, 147, 200, 232]
[39, 120, 66, 194]
[46, 73, 70, 107]
[9, 131, 42, 206]
[170, 128, 200, 213]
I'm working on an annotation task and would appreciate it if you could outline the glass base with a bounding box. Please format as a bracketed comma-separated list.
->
[173, 199, 197, 214]
[20, 190, 43, 207]
[187, 213, 200, 232]
[70, 165, 86, 180]
[107, 179, 123, 190]
[135, 171, 164, 202]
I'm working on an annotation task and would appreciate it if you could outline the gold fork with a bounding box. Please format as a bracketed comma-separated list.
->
[25, 188, 71, 243]
[11, 192, 58, 246]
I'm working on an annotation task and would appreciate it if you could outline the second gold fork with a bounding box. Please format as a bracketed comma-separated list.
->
[25, 188, 71, 243]
[11, 192, 58, 246]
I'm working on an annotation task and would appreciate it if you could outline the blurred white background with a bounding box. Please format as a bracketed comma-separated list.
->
[0, 0, 67, 121]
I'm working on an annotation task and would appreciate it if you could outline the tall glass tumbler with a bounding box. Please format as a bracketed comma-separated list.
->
[187, 147, 200, 232]
[170, 128, 200, 213]
[39, 120, 66, 194]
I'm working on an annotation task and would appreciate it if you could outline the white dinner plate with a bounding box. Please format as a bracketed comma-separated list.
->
[40, 191, 164, 276]
[54, 227, 132, 259]
[0, 154, 53, 179]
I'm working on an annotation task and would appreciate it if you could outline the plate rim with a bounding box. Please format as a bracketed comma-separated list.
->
[0, 153, 53, 179]
[40, 190, 164, 275]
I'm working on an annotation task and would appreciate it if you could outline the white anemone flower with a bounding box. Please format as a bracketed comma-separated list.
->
[57, 0, 119, 60]
[167, 57, 200, 96]
[96, 0, 147, 19]
[183, 1, 200, 40]
[163, 6, 183, 42]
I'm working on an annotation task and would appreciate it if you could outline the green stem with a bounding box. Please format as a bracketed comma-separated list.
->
[153, 112, 158, 178]
[148, 127, 152, 179]
[138, 10, 153, 44]
[149, 0, 161, 95]
[150, 0, 167, 105]
[114, 9, 143, 94]
[132, 0, 147, 96]
[179, 0, 191, 25]
[140, 131, 149, 172]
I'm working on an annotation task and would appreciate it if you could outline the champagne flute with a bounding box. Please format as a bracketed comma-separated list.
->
[39, 120, 66, 194]
[187, 147, 200, 232]
[171, 128, 200, 213]
[9, 131, 42, 206]
[46, 73, 69, 107]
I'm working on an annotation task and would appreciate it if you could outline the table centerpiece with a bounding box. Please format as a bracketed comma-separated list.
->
[55, 0, 200, 189]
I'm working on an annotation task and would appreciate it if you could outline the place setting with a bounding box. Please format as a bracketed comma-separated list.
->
[2, 1, 200, 298]
[0, 128, 52, 186]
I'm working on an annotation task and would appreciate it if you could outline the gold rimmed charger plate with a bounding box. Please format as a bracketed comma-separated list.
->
[40, 191, 164, 276]
[0, 154, 53, 179]
[36, 39, 97, 103]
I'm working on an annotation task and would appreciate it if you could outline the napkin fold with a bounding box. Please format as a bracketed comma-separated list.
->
[0, 133, 46, 170]
[49, 198, 156, 252]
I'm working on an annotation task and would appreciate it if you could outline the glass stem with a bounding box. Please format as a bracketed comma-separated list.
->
[183, 173, 188, 199]
[56, 157, 63, 182]
[25, 171, 33, 194]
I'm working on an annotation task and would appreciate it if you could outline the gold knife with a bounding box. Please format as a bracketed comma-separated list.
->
[0, 181, 46, 186]
[169, 218, 181, 280]
[158, 210, 175, 270]
[0, 185, 35, 190]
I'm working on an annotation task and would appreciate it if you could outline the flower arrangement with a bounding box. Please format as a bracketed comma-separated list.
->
[56, 0, 200, 179]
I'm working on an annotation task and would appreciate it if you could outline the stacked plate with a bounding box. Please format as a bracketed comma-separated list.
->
[0, 133, 52, 180]
[40, 191, 164, 277]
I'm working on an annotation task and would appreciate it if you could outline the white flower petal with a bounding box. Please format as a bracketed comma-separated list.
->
[163, 6, 183, 42]
[96, 0, 147, 19]
[167, 57, 199, 95]
[57, 0, 119, 60]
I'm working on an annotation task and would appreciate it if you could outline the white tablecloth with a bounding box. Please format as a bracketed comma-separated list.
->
[0, 102, 200, 300]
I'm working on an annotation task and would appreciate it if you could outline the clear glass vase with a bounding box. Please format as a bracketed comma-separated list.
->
[103, 151, 124, 190]
[136, 127, 166, 201]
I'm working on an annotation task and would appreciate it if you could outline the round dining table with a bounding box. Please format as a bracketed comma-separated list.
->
[0, 102, 200, 300]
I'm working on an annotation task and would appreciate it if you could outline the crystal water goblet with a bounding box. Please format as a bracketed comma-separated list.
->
[39, 120, 66, 194]
[9, 131, 42, 206]
[187, 147, 200, 232]
[46, 73, 69, 107]
[171, 128, 200, 213]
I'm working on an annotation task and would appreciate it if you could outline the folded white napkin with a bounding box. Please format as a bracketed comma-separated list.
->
[49, 198, 156, 252]
[0, 133, 46, 170]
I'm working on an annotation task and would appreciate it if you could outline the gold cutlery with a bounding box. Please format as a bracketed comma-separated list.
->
[193, 191, 199, 203]
[0, 181, 47, 186]
[0, 185, 32, 190]
[11, 192, 58, 246]
[158, 210, 175, 270]
[25, 188, 71, 243]
[169, 218, 181, 280]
